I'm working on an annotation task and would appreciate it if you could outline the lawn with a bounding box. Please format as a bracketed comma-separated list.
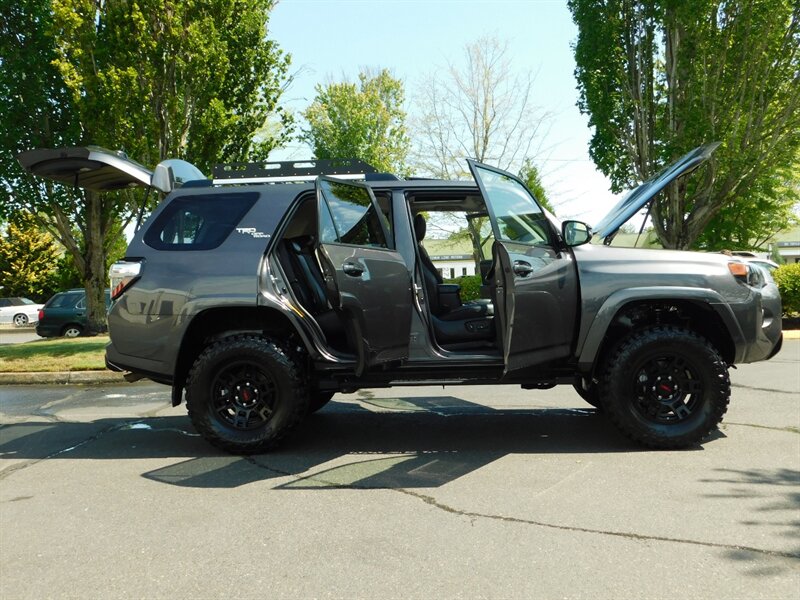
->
[0, 336, 109, 372]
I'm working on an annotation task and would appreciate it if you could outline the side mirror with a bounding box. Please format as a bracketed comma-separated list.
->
[562, 220, 592, 247]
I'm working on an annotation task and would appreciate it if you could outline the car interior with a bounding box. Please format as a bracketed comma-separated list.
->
[274, 189, 499, 357]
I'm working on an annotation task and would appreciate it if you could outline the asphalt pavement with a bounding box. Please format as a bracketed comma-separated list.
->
[0, 341, 798, 599]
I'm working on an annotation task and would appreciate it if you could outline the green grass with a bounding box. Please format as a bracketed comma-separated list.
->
[0, 336, 109, 372]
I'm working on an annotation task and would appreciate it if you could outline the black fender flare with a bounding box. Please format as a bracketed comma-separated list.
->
[576, 286, 746, 371]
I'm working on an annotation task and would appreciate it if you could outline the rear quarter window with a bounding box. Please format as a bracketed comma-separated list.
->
[46, 293, 83, 308]
[144, 192, 258, 251]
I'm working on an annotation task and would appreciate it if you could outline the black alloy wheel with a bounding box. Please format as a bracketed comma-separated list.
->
[211, 361, 278, 430]
[631, 354, 702, 424]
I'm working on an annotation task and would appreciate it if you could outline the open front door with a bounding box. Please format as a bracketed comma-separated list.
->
[315, 176, 413, 375]
[467, 160, 579, 375]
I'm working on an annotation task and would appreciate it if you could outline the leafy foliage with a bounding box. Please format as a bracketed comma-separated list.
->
[518, 160, 555, 214]
[0, 213, 60, 302]
[773, 263, 800, 315]
[569, 0, 800, 250]
[303, 69, 410, 175]
[444, 275, 482, 302]
[1, 0, 292, 331]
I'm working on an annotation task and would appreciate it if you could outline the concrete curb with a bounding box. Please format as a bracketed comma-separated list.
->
[783, 329, 800, 339]
[0, 371, 127, 385]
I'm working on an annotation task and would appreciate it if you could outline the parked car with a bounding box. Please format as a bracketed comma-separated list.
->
[740, 257, 780, 272]
[18, 144, 782, 454]
[36, 289, 111, 338]
[0, 297, 43, 327]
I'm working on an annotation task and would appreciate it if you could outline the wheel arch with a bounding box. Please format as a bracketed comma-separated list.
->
[171, 306, 310, 406]
[578, 288, 745, 376]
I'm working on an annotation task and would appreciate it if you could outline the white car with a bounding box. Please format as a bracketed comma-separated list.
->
[0, 297, 43, 327]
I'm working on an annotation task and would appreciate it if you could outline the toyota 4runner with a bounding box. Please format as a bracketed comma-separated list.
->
[18, 144, 783, 454]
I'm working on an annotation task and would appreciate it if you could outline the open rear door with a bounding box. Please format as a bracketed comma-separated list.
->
[315, 176, 413, 375]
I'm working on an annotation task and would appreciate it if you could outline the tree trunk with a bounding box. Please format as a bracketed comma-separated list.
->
[83, 191, 108, 336]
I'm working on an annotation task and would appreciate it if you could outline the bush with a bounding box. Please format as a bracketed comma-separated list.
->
[773, 263, 800, 315]
[445, 275, 483, 302]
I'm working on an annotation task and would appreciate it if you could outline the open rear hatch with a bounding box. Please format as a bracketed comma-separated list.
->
[17, 145, 205, 193]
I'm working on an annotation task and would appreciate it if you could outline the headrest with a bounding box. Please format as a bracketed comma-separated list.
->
[413, 213, 426, 242]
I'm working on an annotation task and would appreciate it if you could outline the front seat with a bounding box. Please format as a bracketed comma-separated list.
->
[413, 214, 494, 343]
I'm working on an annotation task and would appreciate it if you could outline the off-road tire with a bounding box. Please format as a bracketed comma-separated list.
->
[600, 326, 730, 449]
[186, 335, 309, 454]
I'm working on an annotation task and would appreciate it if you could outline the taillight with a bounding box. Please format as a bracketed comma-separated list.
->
[109, 260, 142, 300]
[38, 309, 44, 321]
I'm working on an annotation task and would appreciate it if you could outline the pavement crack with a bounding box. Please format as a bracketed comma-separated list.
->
[0, 419, 139, 481]
[394, 488, 800, 561]
[247, 455, 800, 562]
[724, 421, 799, 434]
[731, 383, 797, 394]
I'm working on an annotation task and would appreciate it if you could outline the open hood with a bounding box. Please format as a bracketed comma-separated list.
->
[592, 143, 721, 244]
[17, 146, 205, 194]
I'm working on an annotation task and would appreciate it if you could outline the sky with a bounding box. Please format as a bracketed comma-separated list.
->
[267, 0, 619, 225]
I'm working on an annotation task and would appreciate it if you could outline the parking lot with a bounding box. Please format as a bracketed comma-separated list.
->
[1, 340, 798, 599]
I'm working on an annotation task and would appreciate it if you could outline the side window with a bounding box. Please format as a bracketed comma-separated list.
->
[318, 179, 388, 248]
[473, 165, 552, 246]
[144, 192, 258, 251]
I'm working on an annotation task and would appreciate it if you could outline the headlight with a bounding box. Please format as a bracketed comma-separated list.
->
[728, 261, 764, 288]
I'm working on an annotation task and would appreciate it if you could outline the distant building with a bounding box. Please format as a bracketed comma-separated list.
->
[422, 238, 476, 279]
[772, 226, 800, 264]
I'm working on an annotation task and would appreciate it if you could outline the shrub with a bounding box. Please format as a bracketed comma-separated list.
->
[445, 274, 483, 302]
[773, 263, 800, 315]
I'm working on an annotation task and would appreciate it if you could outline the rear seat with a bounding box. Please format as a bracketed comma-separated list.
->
[277, 236, 346, 344]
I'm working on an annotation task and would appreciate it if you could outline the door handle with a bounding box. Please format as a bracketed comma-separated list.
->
[513, 260, 533, 277]
[342, 262, 365, 277]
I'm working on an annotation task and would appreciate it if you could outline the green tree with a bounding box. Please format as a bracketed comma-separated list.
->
[519, 160, 555, 214]
[1, 0, 293, 333]
[569, 0, 800, 250]
[0, 212, 60, 302]
[303, 69, 410, 175]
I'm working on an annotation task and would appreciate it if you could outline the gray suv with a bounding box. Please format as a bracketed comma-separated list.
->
[19, 144, 782, 454]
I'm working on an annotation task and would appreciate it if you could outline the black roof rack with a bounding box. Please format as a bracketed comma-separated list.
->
[212, 158, 379, 184]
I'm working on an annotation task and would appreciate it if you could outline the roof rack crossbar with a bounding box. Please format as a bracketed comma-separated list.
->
[212, 158, 378, 183]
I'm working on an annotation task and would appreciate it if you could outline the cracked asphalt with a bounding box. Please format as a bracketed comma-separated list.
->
[1, 341, 798, 599]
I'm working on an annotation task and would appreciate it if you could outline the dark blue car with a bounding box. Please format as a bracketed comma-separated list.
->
[36, 289, 111, 338]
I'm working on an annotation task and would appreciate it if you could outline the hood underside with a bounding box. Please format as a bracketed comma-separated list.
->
[592, 143, 721, 244]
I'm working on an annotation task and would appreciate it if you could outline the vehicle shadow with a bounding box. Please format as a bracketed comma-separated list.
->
[0, 396, 717, 490]
[699, 468, 800, 566]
